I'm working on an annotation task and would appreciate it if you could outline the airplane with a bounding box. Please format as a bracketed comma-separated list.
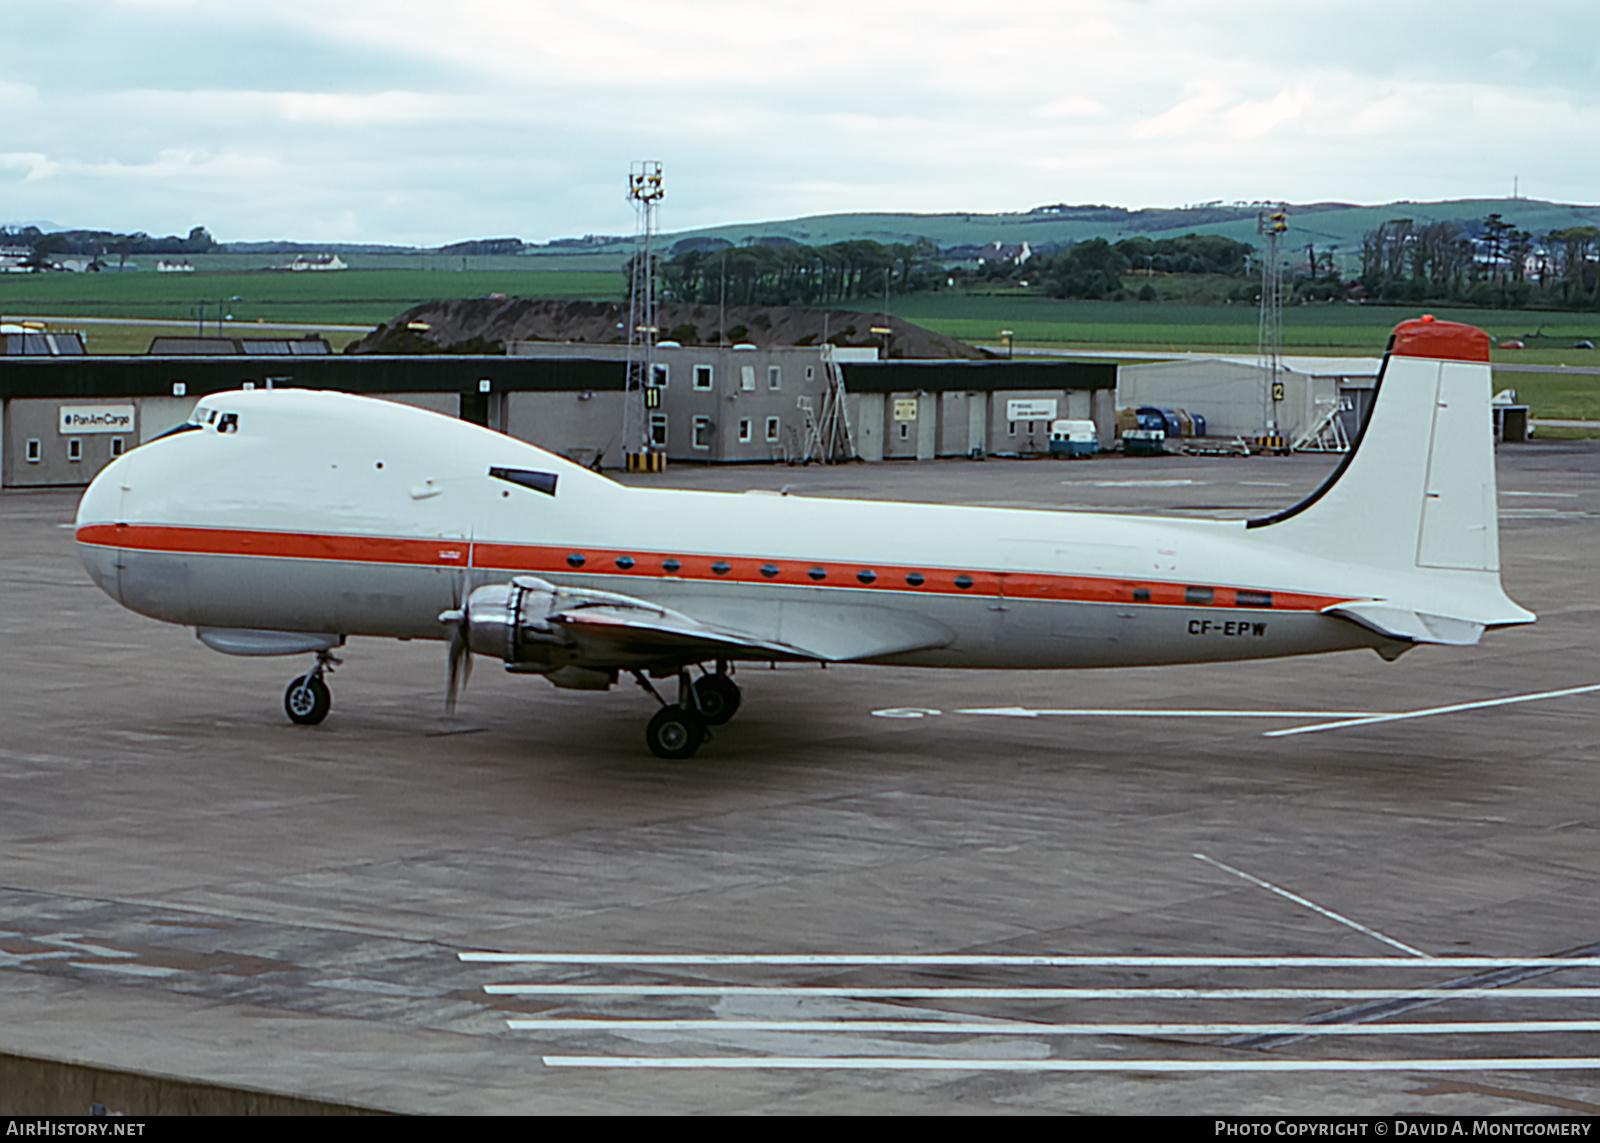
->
[75, 316, 1533, 759]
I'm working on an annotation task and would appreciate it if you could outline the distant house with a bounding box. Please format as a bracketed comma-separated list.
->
[284, 253, 348, 272]
[977, 240, 1032, 265]
[157, 259, 195, 273]
[942, 240, 1033, 265]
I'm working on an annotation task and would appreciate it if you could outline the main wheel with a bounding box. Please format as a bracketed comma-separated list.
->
[284, 674, 331, 725]
[692, 673, 742, 726]
[646, 706, 705, 760]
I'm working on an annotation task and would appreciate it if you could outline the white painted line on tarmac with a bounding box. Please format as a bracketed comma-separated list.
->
[542, 1056, 1600, 1072]
[952, 708, 1382, 720]
[1193, 853, 1430, 958]
[873, 686, 1599, 733]
[462, 952, 1600, 969]
[70, 961, 181, 978]
[487, 985, 1600, 999]
[1266, 683, 1600, 738]
[508, 1018, 1600, 1036]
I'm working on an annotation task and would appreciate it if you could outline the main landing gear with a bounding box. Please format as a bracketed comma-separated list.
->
[284, 649, 340, 726]
[634, 662, 742, 760]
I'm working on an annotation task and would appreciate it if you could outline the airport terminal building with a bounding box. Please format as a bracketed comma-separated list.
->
[0, 343, 1116, 488]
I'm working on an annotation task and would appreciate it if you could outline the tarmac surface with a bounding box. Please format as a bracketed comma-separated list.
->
[2, 443, 1598, 1115]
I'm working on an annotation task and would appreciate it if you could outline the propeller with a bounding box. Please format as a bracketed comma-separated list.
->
[440, 606, 473, 713]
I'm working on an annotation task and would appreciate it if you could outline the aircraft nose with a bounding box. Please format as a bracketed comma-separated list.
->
[76, 454, 131, 605]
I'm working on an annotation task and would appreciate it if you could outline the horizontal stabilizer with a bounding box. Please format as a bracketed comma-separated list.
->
[1325, 602, 1485, 646]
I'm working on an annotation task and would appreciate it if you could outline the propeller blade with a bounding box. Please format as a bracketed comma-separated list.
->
[441, 607, 471, 714]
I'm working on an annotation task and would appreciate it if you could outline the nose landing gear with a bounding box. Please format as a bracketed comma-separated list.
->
[284, 649, 340, 725]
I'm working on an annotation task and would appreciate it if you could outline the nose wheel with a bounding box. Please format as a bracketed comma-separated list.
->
[284, 649, 339, 726]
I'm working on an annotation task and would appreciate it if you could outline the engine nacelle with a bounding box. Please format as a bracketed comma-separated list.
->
[457, 576, 575, 668]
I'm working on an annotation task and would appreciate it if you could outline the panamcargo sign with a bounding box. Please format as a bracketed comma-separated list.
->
[1006, 399, 1058, 420]
[60, 405, 136, 434]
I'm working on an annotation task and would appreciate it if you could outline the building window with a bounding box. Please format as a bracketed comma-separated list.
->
[1008, 421, 1017, 436]
[692, 416, 712, 449]
[765, 416, 780, 442]
[768, 365, 781, 391]
[899, 423, 909, 440]
[25, 439, 41, 464]
[738, 418, 752, 443]
[740, 365, 756, 391]
[67, 438, 83, 462]
[110, 437, 125, 457]
[649, 363, 669, 389]
[649, 413, 668, 448]
[806, 366, 815, 381]
[694, 364, 713, 390]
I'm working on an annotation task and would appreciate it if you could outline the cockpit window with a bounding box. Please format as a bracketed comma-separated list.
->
[148, 422, 204, 444]
[217, 412, 239, 434]
[489, 467, 558, 497]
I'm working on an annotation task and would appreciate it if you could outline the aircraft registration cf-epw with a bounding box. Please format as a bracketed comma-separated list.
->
[76, 317, 1533, 758]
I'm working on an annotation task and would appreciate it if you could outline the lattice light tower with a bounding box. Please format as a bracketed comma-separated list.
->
[1257, 208, 1288, 437]
[622, 161, 665, 467]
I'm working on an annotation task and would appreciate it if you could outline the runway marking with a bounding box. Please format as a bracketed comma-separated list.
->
[1266, 683, 1600, 738]
[485, 949, 1600, 1070]
[508, 1018, 1600, 1036]
[542, 1056, 1600, 1072]
[70, 961, 181, 978]
[1193, 853, 1429, 958]
[872, 684, 1600, 737]
[462, 952, 1600, 969]
[1073, 479, 1204, 487]
[486, 985, 1600, 999]
[948, 708, 1382, 720]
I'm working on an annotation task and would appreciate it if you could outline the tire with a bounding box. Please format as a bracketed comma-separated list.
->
[692, 674, 742, 726]
[284, 675, 331, 725]
[646, 706, 705, 760]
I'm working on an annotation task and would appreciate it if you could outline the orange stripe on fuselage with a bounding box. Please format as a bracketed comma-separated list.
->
[75, 523, 1351, 612]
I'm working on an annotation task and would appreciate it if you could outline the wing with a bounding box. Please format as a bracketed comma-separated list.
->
[551, 603, 812, 663]
[486, 576, 954, 668]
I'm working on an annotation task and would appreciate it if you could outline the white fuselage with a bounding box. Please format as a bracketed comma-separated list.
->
[74, 389, 1395, 670]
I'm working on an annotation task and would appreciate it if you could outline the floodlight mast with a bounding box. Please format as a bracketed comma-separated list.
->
[623, 161, 665, 468]
[1257, 208, 1288, 438]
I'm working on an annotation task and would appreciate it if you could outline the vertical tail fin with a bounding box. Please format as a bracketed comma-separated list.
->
[1248, 316, 1533, 638]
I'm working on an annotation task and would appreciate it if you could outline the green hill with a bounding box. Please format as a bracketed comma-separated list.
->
[639, 198, 1600, 269]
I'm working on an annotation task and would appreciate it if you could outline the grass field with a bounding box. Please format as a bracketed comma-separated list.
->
[0, 269, 622, 330]
[6, 268, 1596, 427]
[872, 293, 1600, 356]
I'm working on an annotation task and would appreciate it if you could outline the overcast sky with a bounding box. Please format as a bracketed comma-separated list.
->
[3, 0, 1596, 245]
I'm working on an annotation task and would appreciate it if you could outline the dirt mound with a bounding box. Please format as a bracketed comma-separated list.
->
[348, 297, 984, 359]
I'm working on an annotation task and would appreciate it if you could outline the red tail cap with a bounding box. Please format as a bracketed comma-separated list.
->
[1389, 315, 1490, 362]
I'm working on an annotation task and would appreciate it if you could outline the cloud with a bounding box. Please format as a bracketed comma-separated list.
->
[5, 0, 1600, 243]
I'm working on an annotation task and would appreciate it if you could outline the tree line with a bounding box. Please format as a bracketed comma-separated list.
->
[2, 225, 217, 269]
[635, 238, 944, 307]
[1035, 234, 1256, 299]
[1359, 214, 1600, 308]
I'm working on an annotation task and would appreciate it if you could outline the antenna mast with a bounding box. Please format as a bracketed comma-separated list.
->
[623, 161, 664, 469]
[1257, 207, 1287, 439]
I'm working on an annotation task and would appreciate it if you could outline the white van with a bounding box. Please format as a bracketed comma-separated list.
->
[1048, 419, 1098, 458]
